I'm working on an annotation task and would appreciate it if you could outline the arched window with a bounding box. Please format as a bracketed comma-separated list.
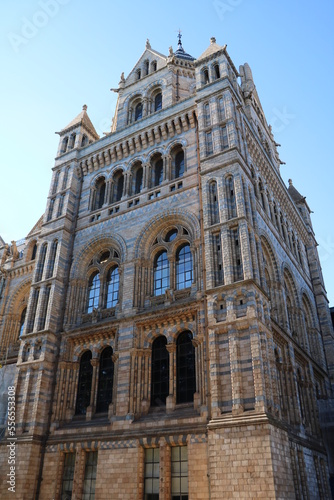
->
[106, 266, 119, 308]
[47, 240, 58, 278]
[94, 177, 106, 210]
[36, 243, 47, 282]
[154, 92, 162, 111]
[113, 171, 124, 202]
[214, 63, 220, 79]
[204, 103, 211, 127]
[203, 68, 209, 85]
[69, 133, 76, 149]
[135, 102, 143, 121]
[176, 331, 196, 404]
[31, 243, 37, 261]
[144, 60, 149, 75]
[151, 336, 169, 406]
[52, 171, 60, 194]
[209, 181, 219, 225]
[154, 251, 169, 296]
[219, 96, 226, 121]
[87, 272, 100, 313]
[75, 351, 93, 415]
[227, 176, 237, 219]
[136, 69, 141, 80]
[81, 135, 88, 147]
[96, 347, 114, 413]
[134, 166, 143, 194]
[62, 167, 69, 190]
[61, 137, 68, 153]
[19, 308, 26, 338]
[153, 158, 163, 187]
[175, 150, 184, 179]
[151, 60, 157, 72]
[176, 244, 193, 290]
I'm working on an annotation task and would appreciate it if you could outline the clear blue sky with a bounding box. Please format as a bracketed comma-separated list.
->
[1, 0, 334, 305]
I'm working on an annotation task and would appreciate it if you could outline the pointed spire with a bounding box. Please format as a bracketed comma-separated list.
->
[174, 30, 195, 62]
[177, 29, 183, 49]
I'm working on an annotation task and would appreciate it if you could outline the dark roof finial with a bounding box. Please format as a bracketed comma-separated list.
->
[177, 29, 182, 49]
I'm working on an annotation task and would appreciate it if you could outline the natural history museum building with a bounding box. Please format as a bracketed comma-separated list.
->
[0, 35, 333, 499]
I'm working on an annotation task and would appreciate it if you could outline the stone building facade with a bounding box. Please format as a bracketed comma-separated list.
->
[0, 35, 334, 499]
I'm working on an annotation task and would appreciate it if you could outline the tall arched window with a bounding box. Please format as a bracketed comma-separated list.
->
[209, 181, 219, 225]
[153, 158, 163, 187]
[94, 177, 106, 210]
[69, 133, 76, 149]
[134, 166, 143, 194]
[113, 171, 124, 202]
[144, 60, 149, 75]
[154, 251, 169, 296]
[81, 135, 88, 147]
[175, 150, 184, 179]
[36, 243, 47, 282]
[52, 171, 60, 194]
[19, 308, 26, 338]
[96, 347, 114, 413]
[61, 137, 68, 153]
[154, 92, 162, 111]
[227, 176, 237, 219]
[135, 102, 143, 121]
[214, 63, 220, 79]
[75, 351, 93, 415]
[202, 68, 209, 85]
[106, 266, 119, 308]
[31, 243, 37, 261]
[176, 244, 192, 290]
[176, 331, 196, 404]
[87, 272, 100, 313]
[151, 336, 169, 406]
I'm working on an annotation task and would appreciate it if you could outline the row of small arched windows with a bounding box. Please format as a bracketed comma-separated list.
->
[60, 134, 89, 154]
[90, 148, 185, 211]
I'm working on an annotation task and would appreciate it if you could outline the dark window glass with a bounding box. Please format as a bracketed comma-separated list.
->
[115, 173, 124, 202]
[36, 244, 47, 281]
[144, 448, 160, 500]
[151, 336, 169, 406]
[165, 229, 178, 242]
[135, 167, 143, 194]
[81, 135, 88, 147]
[19, 308, 26, 337]
[176, 331, 195, 404]
[31, 243, 37, 261]
[203, 69, 209, 84]
[87, 272, 100, 313]
[61, 453, 76, 500]
[96, 347, 114, 413]
[154, 93, 162, 111]
[95, 179, 106, 210]
[75, 351, 93, 415]
[106, 266, 119, 308]
[154, 251, 169, 296]
[209, 181, 219, 225]
[175, 151, 184, 178]
[82, 451, 98, 500]
[214, 64, 220, 79]
[135, 102, 143, 120]
[171, 446, 188, 500]
[154, 159, 163, 187]
[176, 245, 192, 290]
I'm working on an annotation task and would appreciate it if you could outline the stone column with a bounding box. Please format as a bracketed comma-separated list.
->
[166, 343, 176, 413]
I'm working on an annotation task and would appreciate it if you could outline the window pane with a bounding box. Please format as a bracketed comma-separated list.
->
[61, 453, 76, 500]
[176, 245, 192, 290]
[176, 333, 195, 404]
[87, 272, 100, 313]
[75, 351, 93, 415]
[171, 446, 188, 499]
[106, 267, 119, 308]
[154, 251, 169, 296]
[151, 336, 169, 406]
[96, 347, 114, 413]
[82, 451, 97, 500]
[144, 448, 159, 498]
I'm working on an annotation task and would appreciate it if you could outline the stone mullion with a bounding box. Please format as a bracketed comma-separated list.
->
[243, 179, 252, 224]
[89, 358, 99, 413]
[129, 350, 136, 415]
[143, 349, 151, 403]
[221, 226, 233, 285]
[166, 343, 176, 412]
[192, 338, 201, 408]
[142, 162, 149, 191]
[105, 179, 112, 204]
[164, 155, 171, 182]
[219, 177, 229, 223]
[136, 350, 143, 415]
[111, 353, 118, 417]
[250, 327, 266, 412]
[72, 446, 86, 500]
[248, 229, 260, 284]
[70, 365, 80, 418]
[228, 327, 243, 414]
[160, 439, 171, 500]
[239, 221, 253, 280]
[33, 284, 46, 332]
[234, 174, 246, 218]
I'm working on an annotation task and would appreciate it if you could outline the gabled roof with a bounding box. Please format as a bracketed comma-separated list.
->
[197, 37, 224, 61]
[59, 105, 99, 140]
[288, 179, 305, 204]
[26, 215, 44, 238]
[126, 40, 167, 82]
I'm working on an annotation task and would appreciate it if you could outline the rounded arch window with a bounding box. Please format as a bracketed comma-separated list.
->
[96, 347, 114, 413]
[176, 331, 196, 404]
[87, 271, 100, 313]
[19, 308, 27, 338]
[165, 228, 178, 242]
[152, 155, 163, 187]
[94, 177, 106, 210]
[154, 250, 169, 296]
[106, 266, 119, 308]
[154, 92, 162, 112]
[214, 63, 220, 79]
[135, 102, 143, 121]
[132, 162, 143, 195]
[113, 170, 124, 202]
[174, 150, 184, 178]
[151, 336, 169, 406]
[202, 68, 209, 85]
[75, 351, 93, 415]
[175, 244, 193, 290]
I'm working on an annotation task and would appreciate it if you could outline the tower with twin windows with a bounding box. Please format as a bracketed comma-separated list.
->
[0, 35, 334, 499]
